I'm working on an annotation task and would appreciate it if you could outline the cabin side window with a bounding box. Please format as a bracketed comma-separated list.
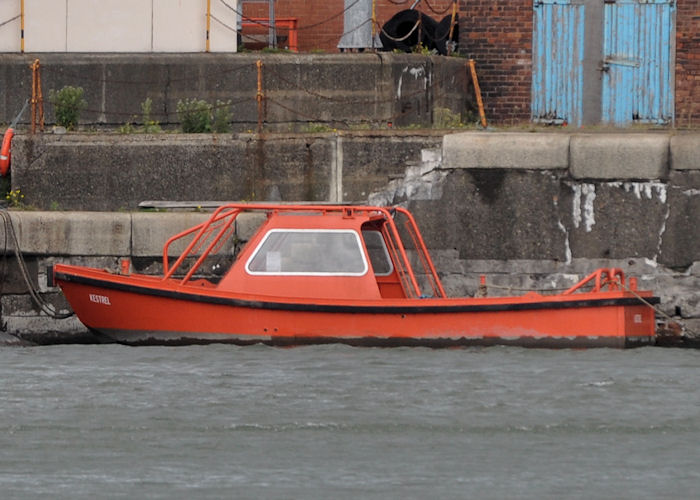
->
[362, 230, 393, 276]
[246, 229, 368, 276]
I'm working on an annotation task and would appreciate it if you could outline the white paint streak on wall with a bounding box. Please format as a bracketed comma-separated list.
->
[613, 181, 668, 203]
[398, 66, 426, 99]
[572, 183, 596, 232]
[582, 184, 596, 232]
[409, 66, 426, 82]
[655, 203, 671, 262]
[558, 221, 572, 264]
[606, 181, 669, 263]
[368, 148, 446, 205]
[408, 66, 428, 90]
[572, 184, 582, 229]
[552, 191, 572, 264]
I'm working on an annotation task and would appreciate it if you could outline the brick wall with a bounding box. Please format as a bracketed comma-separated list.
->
[676, 0, 700, 128]
[458, 0, 532, 125]
[241, 0, 456, 52]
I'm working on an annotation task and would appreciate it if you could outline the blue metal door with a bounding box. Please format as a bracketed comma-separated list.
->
[601, 0, 676, 125]
[532, 0, 586, 126]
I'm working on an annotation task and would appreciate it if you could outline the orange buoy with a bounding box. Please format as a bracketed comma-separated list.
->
[0, 128, 14, 176]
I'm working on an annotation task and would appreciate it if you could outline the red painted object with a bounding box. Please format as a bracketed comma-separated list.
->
[53, 204, 658, 347]
[241, 18, 298, 51]
[0, 128, 14, 176]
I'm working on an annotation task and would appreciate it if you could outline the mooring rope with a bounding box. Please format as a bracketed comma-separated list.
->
[0, 209, 74, 319]
[618, 279, 698, 338]
[377, 18, 422, 43]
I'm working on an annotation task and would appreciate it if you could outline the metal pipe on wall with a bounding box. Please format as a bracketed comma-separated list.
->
[206, 0, 211, 52]
[20, 0, 25, 53]
[268, 0, 277, 49]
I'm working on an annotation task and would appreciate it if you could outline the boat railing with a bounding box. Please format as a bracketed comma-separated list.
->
[395, 208, 446, 298]
[158, 203, 447, 296]
[372, 207, 446, 299]
[380, 224, 418, 298]
[162, 206, 242, 283]
[561, 268, 631, 295]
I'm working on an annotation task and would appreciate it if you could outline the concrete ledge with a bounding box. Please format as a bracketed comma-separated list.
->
[236, 212, 269, 241]
[2, 211, 278, 258]
[6, 212, 130, 256]
[0, 53, 470, 130]
[570, 134, 669, 180]
[131, 212, 267, 257]
[671, 135, 700, 170]
[442, 132, 570, 170]
[131, 212, 211, 257]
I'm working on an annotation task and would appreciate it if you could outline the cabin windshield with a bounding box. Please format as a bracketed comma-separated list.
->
[362, 230, 393, 276]
[245, 229, 368, 275]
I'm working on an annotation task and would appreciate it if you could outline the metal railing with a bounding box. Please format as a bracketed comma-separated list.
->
[159, 203, 446, 299]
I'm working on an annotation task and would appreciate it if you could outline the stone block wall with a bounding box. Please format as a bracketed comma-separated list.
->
[429, 132, 699, 269]
[0, 53, 471, 131]
[10, 131, 445, 211]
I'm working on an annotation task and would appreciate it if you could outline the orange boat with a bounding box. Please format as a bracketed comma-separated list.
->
[53, 204, 658, 348]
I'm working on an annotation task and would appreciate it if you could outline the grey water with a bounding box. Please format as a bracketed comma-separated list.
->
[1, 345, 699, 500]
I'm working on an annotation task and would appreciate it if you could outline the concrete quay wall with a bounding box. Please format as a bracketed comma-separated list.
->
[0, 53, 471, 130]
[10, 131, 446, 211]
[1, 131, 699, 343]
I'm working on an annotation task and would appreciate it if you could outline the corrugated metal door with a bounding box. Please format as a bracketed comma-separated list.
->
[532, 0, 586, 126]
[601, 0, 675, 125]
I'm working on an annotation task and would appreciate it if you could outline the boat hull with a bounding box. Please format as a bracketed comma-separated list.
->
[55, 266, 658, 348]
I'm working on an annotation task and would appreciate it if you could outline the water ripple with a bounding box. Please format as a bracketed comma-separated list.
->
[1, 344, 699, 499]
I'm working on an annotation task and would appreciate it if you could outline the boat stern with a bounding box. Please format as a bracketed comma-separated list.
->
[622, 299, 658, 347]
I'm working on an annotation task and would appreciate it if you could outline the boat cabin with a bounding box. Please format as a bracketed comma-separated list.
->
[162, 204, 446, 301]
